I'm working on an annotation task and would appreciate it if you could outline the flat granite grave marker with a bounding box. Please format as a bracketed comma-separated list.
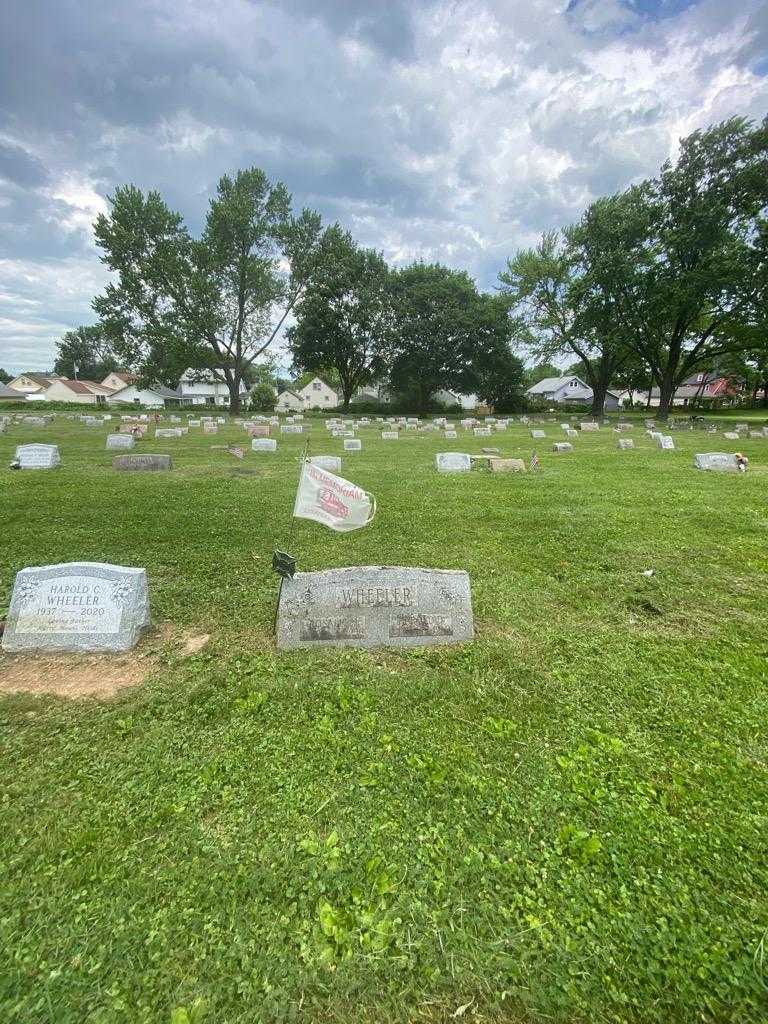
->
[580, 422, 599, 431]
[489, 458, 526, 472]
[694, 452, 740, 472]
[436, 452, 471, 473]
[14, 444, 61, 469]
[106, 433, 135, 450]
[277, 566, 473, 650]
[2, 562, 150, 653]
[252, 438, 278, 452]
[113, 454, 172, 471]
[249, 424, 270, 438]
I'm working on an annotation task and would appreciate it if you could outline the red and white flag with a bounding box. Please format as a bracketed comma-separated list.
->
[293, 459, 376, 533]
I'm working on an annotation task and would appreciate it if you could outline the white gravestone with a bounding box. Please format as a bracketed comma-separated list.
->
[530, 430, 546, 439]
[281, 425, 304, 434]
[310, 455, 341, 472]
[436, 452, 472, 473]
[277, 566, 474, 650]
[552, 442, 573, 452]
[2, 562, 150, 653]
[723, 432, 740, 440]
[113, 454, 172, 471]
[580, 422, 599, 431]
[106, 433, 135, 450]
[617, 438, 635, 450]
[381, 431, 399, 440]
[343, 439, 362, 451]
[565, 428, 579, 438]
[252, 438, 277, 452]
[155, 428, 182, 439]
[658, 435, 675, 450]
[473, 427, 492, 437]
[14, 444, 61, 469]
[444, 430, 458, 439]
[694, 452, 740, 472]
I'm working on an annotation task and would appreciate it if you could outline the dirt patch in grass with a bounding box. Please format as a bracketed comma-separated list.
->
[0, 625, 210, 698]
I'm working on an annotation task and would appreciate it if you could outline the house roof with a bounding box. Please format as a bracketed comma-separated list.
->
[0, 383, 25, 399]
[51, 379, 113, 395]
[526, 375, 587, 394]
[278, 389, 303, 400]
[12, 372, 61, 386]
[109, 382, 180, 399]
[105, 371, 138, 386]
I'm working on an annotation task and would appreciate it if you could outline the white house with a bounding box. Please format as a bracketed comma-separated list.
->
[41, 379, 116, 405]
[275, 389, 305, 413]
[102, 371, 138, 392]
[433, 389, 478, 410]
[298, 376, 338, 410]
[6, 373, 63, 396]
[177, 369, 247, 407]
[108, 382, 181, 408]
[525, 375, 621, 410]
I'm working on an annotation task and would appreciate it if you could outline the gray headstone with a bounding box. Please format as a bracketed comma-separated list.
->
[481, 447, 500, 454]
[2, 562, 150, 653]
[155, 428, 182, 439]
[14, 443, 61, 469]
[489, 458, 526, 473]
[252, 438, 277, 452]
[565, 428, 579, 438]
[473, 427, 492, 437]
[694, 452, 740, 472]
[530, 429, 546, 439]
[381, 431, 399, 440]
[281, 425, 303, 434]
[444, 430, 458, 439]
[310, 455, 341, 472]
[343, 439, 362, 451]
[106, 433, 135, 450]
[436, 452, 472, 473]
[580, 422, 599, 432]
[723, 431, 740, 440]
[22, 417, 47, 427]
[658, 435, 675, 450]
[113, 454, 172, 471]
[552, 442, 573, 452]
[277, 566, 473, 650]
[617, 438, 635, 450]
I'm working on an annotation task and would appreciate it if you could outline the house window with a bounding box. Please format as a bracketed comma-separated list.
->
[696, 374, 704, 383]
[569, 380, 578, 388]
[313, 382, 321, 391]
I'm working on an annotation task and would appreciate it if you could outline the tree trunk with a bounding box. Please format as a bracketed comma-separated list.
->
[229, 374, 242, 415]
[590, 383, 607, 418]
[657, 370, 676, 421]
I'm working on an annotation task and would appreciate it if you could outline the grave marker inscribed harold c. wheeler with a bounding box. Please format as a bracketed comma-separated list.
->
[436, 452, 471, 473]
[2, 562, 150, 653]
[694, 452, 740, 472]
[14, 444, 61, 469]
[113, 454, 172, 471]
[277, 566, 473, 650]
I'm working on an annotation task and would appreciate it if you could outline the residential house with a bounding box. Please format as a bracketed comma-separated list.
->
[298, 376, 338, 410]
[525, 375, 621, 410]
[177, 369, 247, 407]
[626, 373, 739, 408]
[275, 389, 305, 413]
[102, 371, 138, 392]
[108, 382, 181, 408]
[433, 389, 478, 410]
[41, 379, 116, 405]
[0, 383, 26, 401]
[6, 372, 63, 396]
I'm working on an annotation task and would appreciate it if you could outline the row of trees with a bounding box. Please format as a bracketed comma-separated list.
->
[502, 116, 768, 418]
[89, 170, 523, 413]
[49, 114, 766, 417]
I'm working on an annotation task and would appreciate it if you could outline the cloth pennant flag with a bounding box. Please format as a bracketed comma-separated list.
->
[293, 459, 376, 533]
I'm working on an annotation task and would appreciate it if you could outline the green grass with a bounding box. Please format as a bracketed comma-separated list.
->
[1, 412, 767, 1024]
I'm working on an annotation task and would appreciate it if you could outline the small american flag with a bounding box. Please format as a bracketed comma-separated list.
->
[530, 450, 540, 472]
[227, 446, 245, 460]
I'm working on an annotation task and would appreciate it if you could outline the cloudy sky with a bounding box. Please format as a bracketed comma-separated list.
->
[1, 0, 766, 374]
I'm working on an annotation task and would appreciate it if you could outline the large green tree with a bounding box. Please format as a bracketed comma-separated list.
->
[53, 324, 121, 381]
[93, 168, 328, 413]
[571, 118, 768, 419]
[0, 368, 12, 384]
[387, 263, 512, 411]
[288, 227, 391, 411]
[499, 231, 630, 417]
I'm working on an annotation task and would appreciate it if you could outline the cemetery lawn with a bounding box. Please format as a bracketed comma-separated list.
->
[1, 415, 767, 1024]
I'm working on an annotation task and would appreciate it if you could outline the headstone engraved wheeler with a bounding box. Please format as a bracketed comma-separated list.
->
[113, 454, 172, 471]
[2, 562, 150, 653]
[277, 566, 474, 650]
[14, 444, 61, 469]
[436, 452, 471, 473]
[694, 452, 740, 472]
